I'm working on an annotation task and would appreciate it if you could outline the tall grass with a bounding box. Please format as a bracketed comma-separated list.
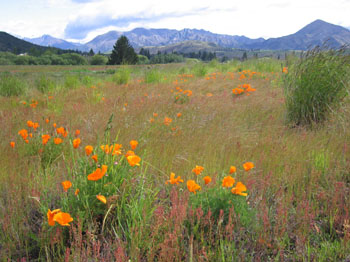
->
[112, 66, 131, 84]
[1, 60, 350, 261]
[192, 62, 208, 77]
[35, 74, 56, 94]
[283, 46, 350, 127]
[0, 72, 26, 96]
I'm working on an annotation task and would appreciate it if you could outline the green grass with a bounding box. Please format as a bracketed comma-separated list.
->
[283, 46, 350, 127]
[0, 59, 349, 261]
[0, 72, 26, 96]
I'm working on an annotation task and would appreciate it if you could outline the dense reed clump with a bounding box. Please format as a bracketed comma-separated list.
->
[283, 45, 350, 127]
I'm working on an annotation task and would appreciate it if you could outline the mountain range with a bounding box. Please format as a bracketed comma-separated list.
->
[23, 35, 85, 51]
[1, 19, 350, 54]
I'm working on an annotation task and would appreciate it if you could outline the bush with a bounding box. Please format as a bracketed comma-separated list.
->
[137, 55, 149, 65]
[61, 53, 88, 65]
[0, 72, 26, 96]
[283, 46, 350, 127]
[90, 55, 108, 65]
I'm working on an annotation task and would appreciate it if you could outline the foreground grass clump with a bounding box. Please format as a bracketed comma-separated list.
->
[1, 60, 350, 261]
[283, 46, 350, 127]
[112, 66, 131, 84]
[0, 72, 26, 96]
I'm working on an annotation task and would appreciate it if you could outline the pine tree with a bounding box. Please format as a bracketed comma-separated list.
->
[108, 36, 138, 65]
[88, 48, 95, 56]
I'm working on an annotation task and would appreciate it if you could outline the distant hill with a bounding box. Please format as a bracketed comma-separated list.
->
[84, 28, 265, 53]
[140, 40, 294, 60]
[142, 40, 221, 54]
[24, 35, 89, 52]
[247, 19, 350, 50]
[0, 31, 49, 54]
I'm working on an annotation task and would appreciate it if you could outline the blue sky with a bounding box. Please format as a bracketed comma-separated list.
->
[0, 0, 349, 43]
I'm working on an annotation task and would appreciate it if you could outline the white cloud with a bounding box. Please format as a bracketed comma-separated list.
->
[1, 0, 350, 41]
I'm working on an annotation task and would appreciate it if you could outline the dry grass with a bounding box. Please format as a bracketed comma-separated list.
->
[1, 62, 349, 261]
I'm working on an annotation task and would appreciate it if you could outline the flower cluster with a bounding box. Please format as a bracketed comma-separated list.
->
[232, 84, 256, 96]
[166, 162, 254, 197]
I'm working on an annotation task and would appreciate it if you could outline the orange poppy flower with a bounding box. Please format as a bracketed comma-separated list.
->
[73, 138, 81, 149]
[130, 140, 138, 150]
[10, 142, 15, 148]
[53, 212, 73, 226]
[125, 150, 135, 157]
[164, 117, 172, 126]
[127, 155, 141, 167]
[61, 180, 72, 192]
[75, 189, 80, 196]
[187, 180, 201, 194]
[75, 129, 80, 137]
[91, 155, 98, 163]
[282, 67, 288, 73]
[177, 113, 182, 118]
[18, 129, 28, 140]
[231, 182, 248, 196]
[85, 145, 93, 156]
[100, 144, 112, 154]
[27, 121, 34, 128]
[183, 90, 192, 96]
[87, 165, 108, 181]
[203, 176, 212, 185]
[96, 195, 107, 204]
[222, 176, 235, 188]
[47, 209, 61, 226]
[165, 172, 184, 185]
[54, 138, 63, 145]
[229, 166, 236, 174]
[33, 122, 39, 131]
[53, 123, 57, 128]
[56, 127, 64, 135]
[243, 162, 254, 171]
[192, 165, 204, 175]
[153, 113, 158, 117]
[45, 118, 50, 124]
[149, 118, 155, 123]
[42, 134, 51, 145]
[112, 144, 122, 155]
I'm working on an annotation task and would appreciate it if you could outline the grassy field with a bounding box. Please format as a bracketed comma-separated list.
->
[0, 58, 350, 261]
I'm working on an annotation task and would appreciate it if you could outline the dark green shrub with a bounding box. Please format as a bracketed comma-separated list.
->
[90, 54, 108, 65]
[283, 46, 350, 127]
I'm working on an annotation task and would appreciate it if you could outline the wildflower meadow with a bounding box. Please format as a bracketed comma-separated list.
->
[1, 55, 350, 261]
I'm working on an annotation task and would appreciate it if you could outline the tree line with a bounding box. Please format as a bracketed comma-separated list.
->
[0, 36, 218, 65]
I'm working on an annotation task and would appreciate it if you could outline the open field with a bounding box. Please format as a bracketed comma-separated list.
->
[0, 59, 350, 261]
